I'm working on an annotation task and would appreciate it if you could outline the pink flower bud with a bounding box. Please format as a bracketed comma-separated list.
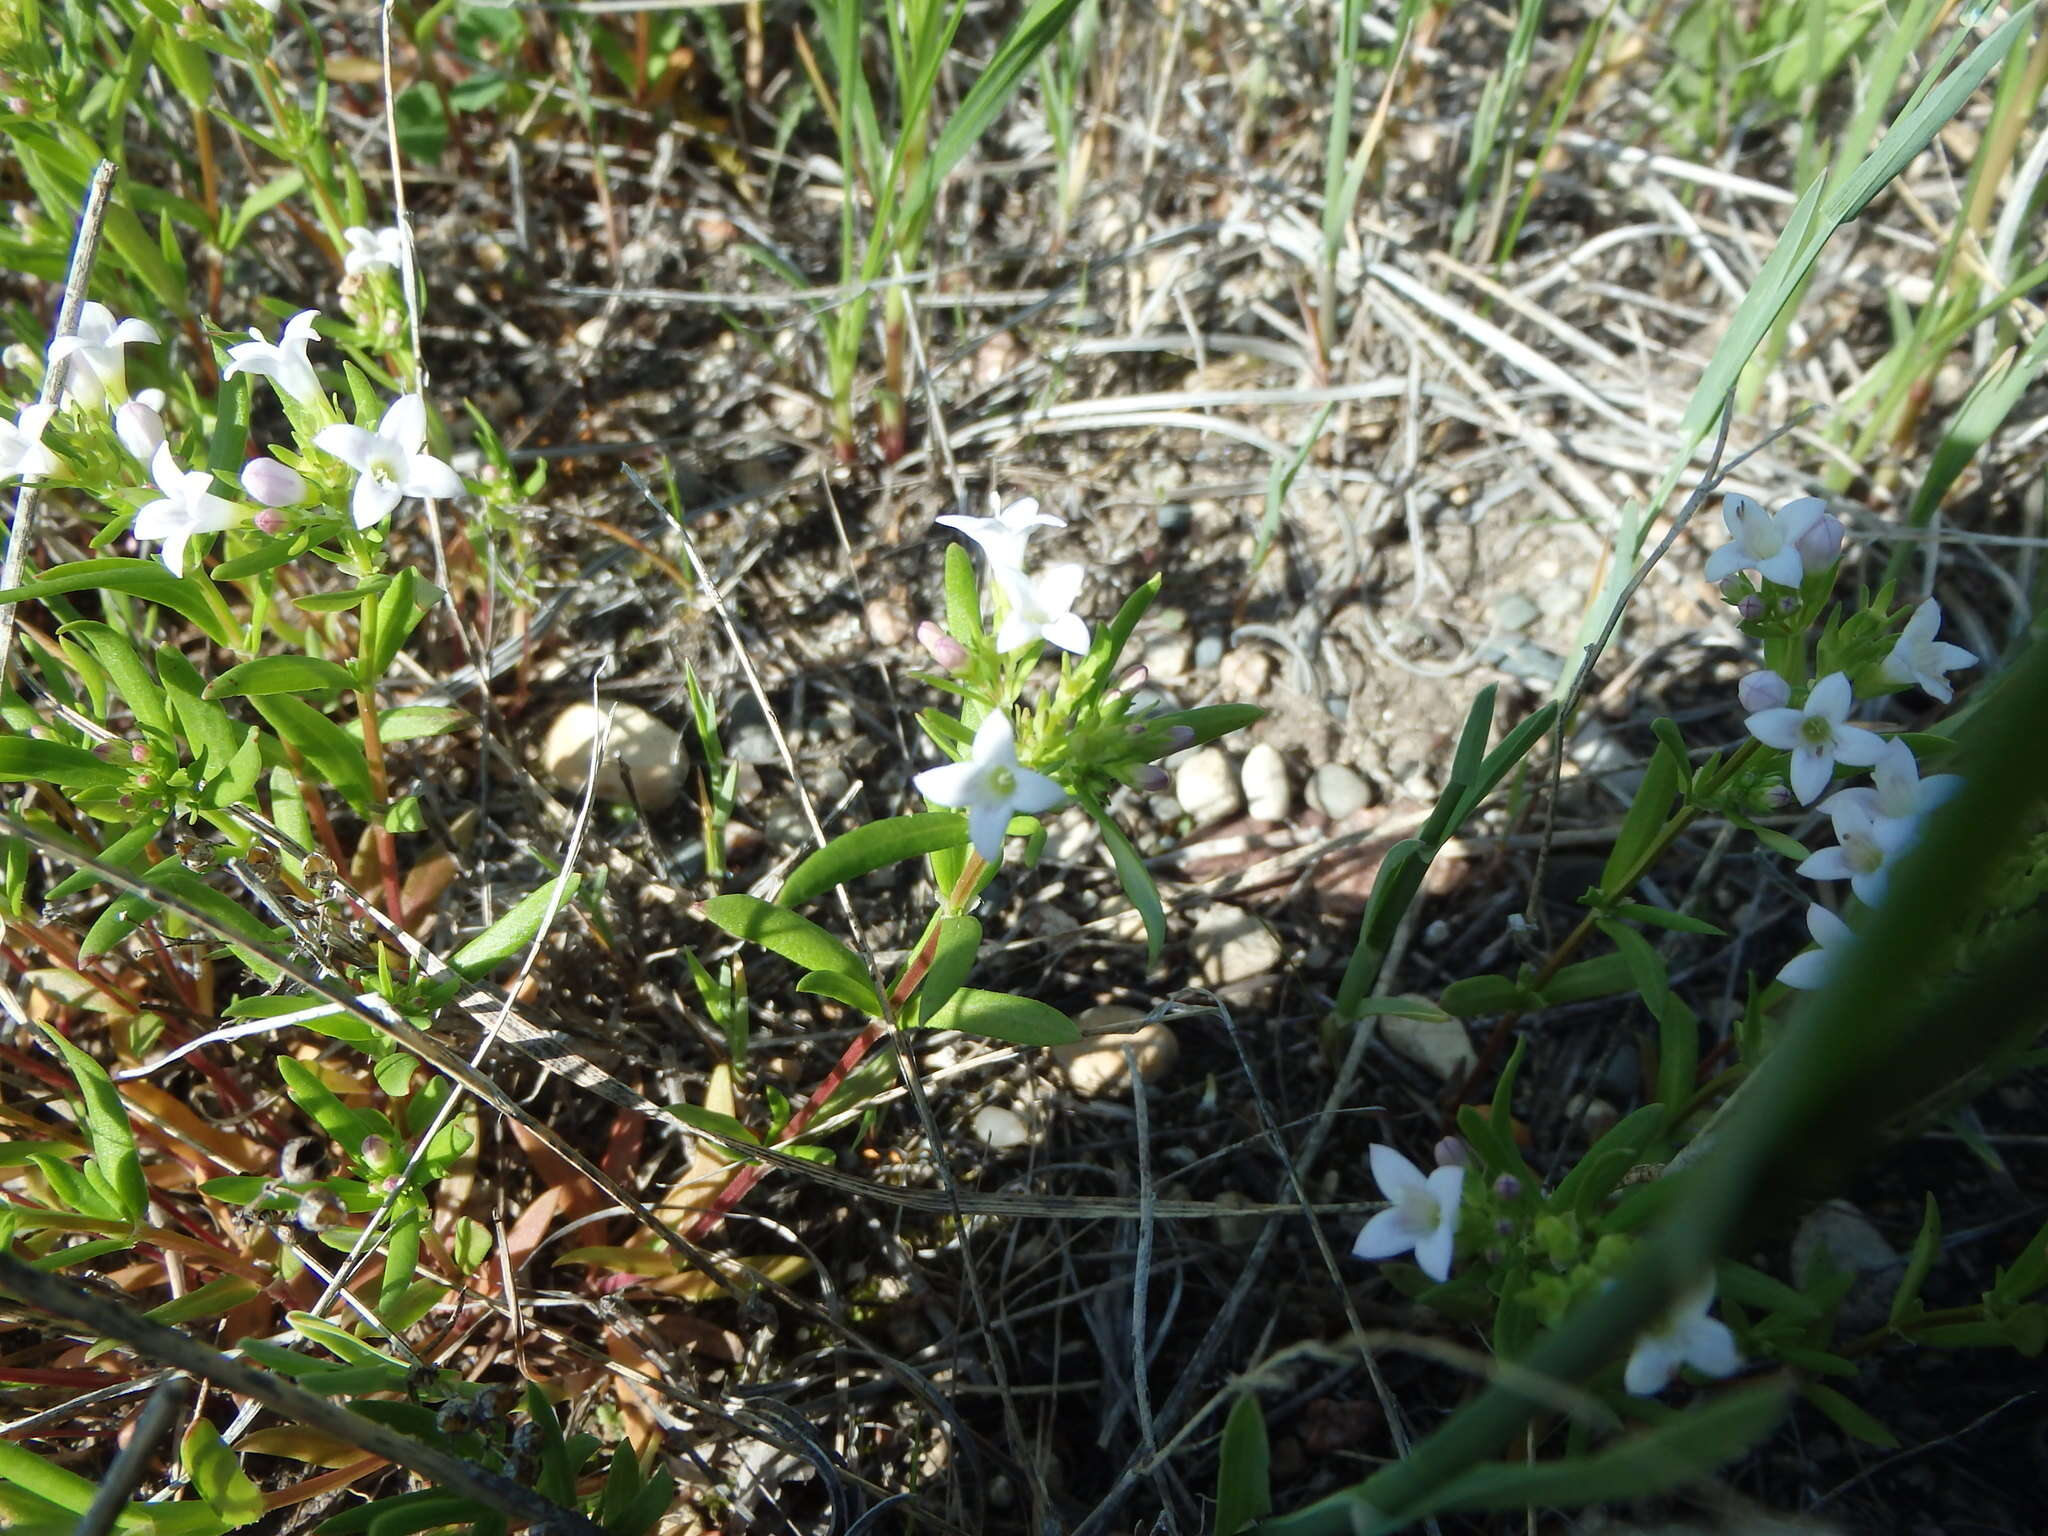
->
[130, 742, 151, 764]
[1433, 1136, 1470, 1169]
[1793, 511, 1844, 570]
[1493, 1175, 1521, 1200]
[915, 620, 967, 672]
[242, 456, 308, 508]
[1114, 663, 1148, 695]
[1737, 669, 1789, 714]
[253, 508, 286, 535]
[114, 397, 165, 461]
[1127, 763, 1170, 793]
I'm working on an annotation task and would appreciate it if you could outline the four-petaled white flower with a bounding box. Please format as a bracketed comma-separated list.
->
[936, 496, 1065, 577]
[342, 225, 407, 277]
[47, 302, 160, 409]
[1624, 1279, 1741, 1396]
[1821, 737, 1961, 855]
[224, 309, 325, 407]
[0, 403, 61, 483]
[913, 711, 1066, 863]
[1704, 494, 1827, 589]
[1352, 1144, 1464, 1283]
[134, 444, 241, 578]
[1778, 903, 1854, 991]
[313, 394, 464, 529]
[994, 562, 1091, 655]
[1797, 800, 1903, 906]
[1881, 599, 1977, 705]
[1744, 672, 1886, 805]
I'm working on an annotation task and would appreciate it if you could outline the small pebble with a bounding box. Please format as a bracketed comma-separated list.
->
[1054, 1005, 1180, 1096]
[968, 1104, 1031, 1150]
[1143, 632, 1194, 682]
[1191, 904, 1283, 987]
[1218, 646, 1275, 699]
[1193, 632, 1225, 671]
[1241, 742, 1292, 822]
[1157, 502, 1193, 535]
[727, 725, 779, 765]
[1307, 762, 1372, 820]
[864, 597, 911, 647]
[1380, 1013, 1476, 1081]
[1491, 591, 1541, 632]
[1792, 1201, 1900, 1334]
[1174, 746, 1241, 824]
[540, 702, 686, 811]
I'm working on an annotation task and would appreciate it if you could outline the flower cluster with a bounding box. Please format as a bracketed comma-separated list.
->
[1706, 494, 1976, 989]
[4, 296, 465, 580]
[937, 497, 1091, 655]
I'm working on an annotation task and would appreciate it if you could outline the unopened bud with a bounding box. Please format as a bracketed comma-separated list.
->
[915, 620, 967, 672]
[1127, 763, 1170, 793]
[1777, 595, 1800, 615]
[114, 395, 167, 461]
[1161, 725, 1195, 755]
[1793, 510, 1844, 570]
[130, 742, 150, 764]
[1, 343, 37, 375]
[242, 456, 309, 508]
[1754, 781, 1792, 812]
[92, 741, 114, 760]
[1432, 1136, 1469, 1169]
[1737, 669, 1789, 714]
[359, 1134, 391, 1171]
[1114, 663, 1148, 695]
[253, 508, 286, 535]
[1495, 1218, 1516, 1237]
[1493, 1175, 1521, 1200]
[1737, 596, 1765, 622]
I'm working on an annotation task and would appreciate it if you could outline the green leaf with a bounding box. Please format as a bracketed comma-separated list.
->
[1537, 952, 1636, 1006]
[1147, 703, 1263, 750]
[1083, 799, 1163, 965]
[1612, 902, 1724, 937]
[921, 987, 1079, 1046]
[1600, 737, 1682, 892]
[355, 705, 471, 744]
[1890, 1193, 1941, 1325]
[1425, 684, 1496, 845]
[777, 812, 968, 908]
[249, 695, 374, 812]
[701, 894, 879, 1009]
[1800, 1382, 1898, 1449]
[222, 169, 306, 250]
[1391, 1383, 1790, 1526]
[393, 80, 448, 163]
[1438, 973, 1530, 1016]
[207, 371, 250, 478]
[362, 568, 439, 685]
[665, 1103, 759, 1148]
[1214, 1393, 1273, 1536]
[0, 559, 234, 648]
[37, 1024, 146, 1222]
[62, 622, 173, 741]
[795, 969, 882, 1015]
[146, 1274, 263, 1328]
[448, 874, 583, 977]
[908, 914, 981, 1027]
[291, 578, 391, 614]
[0, 739, 128, 791]
[942, 542, 982, 648]
[208, 655, 358, 699]
[276, 1060, 384, 1162]
[158, 645, 244, 788]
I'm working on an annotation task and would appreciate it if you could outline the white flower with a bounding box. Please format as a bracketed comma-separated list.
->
[113, 388, 167, 461]
[1736, 669, 1789, 715]
[223, 309, 324, 407]
[1880, 599, 1977, 705]
[46, 302, 160, 409]
[342, 225, 407, 277]
[912, 712, 1066, 864]
[936, 496, 1065, 577]
[134, 444, 241, 578]
[313, 394, 464, 529]
[1797, 800, 1901, 906]
[1821, 737, 1961, 853]
[1744, 672, 1887, 805]
[1351, 1144, 1464, 1283]
[1624, 1279, 1741, 1396]
[1778, 903, 1854, 990]
[1704, 494, 1826, 589]
[0, 403, 61, 483]
[994, 562, 1091, 655]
